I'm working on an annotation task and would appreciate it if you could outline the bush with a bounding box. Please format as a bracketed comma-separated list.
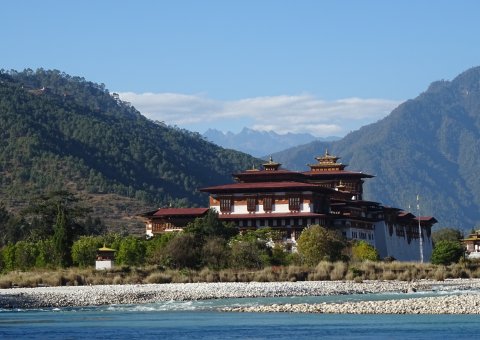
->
[431, 240, 464, 265]
[230, 240, 267, 269]
[351, 241, 380, 262]
[14, 241, 38, 270]
[296, 225, 345, 266]
[165, 233, 200, 269]
[145, 232, 176, 265]
[71, 236, 103, 267]
[201, 237, 230, 269]
[116, 236, 146, 266]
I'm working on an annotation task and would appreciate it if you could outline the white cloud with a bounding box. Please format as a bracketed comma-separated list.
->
[118, 92, 401, 137]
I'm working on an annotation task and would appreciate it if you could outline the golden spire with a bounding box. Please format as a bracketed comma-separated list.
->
[262, 156, 281, 171]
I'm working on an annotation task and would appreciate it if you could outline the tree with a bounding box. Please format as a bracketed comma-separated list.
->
[0, 205, 28, 247]
[1, 244, 16, 272]
[35, 238, 56, 268]
[165, 233, 199, 269]
[432, 228, 463, 244]
[23, 191, 93, 241]
[431, 240, 464, 265]
[145, 232, 176, 265]
[201, 237, 230, 269]
[296, 225, 345, 266]
[229, 229, 275, 269]
[184, 209, 238, 242]
[14, 241, 38, 270]
[230, 240, 266, 269]
[71, 236, 103, 267]
[116, 236, 146, 266]
[351, 240, 380, 262]
[52, 206, 69, 267]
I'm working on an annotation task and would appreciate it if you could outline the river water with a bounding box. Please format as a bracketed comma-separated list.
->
[1, 292, 478, 339]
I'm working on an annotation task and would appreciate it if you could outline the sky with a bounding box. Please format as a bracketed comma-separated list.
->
[3, 0, 480, 137]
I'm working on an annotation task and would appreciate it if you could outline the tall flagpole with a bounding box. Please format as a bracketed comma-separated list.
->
[417, 194, 424, 263]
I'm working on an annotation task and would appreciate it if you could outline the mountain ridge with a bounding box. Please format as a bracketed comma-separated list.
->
[273, 66, 480, 230]
[0, 69, 259, 233]
[203, 127, 339, 157]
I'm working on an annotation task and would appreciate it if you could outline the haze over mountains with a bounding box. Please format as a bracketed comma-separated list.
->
[273, 66, 480, 231]
[203, 127, 339, 157]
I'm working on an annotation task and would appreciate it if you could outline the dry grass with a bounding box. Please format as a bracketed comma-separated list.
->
[1, 260, 480, 287]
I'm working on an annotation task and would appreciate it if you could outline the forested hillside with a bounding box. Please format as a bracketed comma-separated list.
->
[273, 67, 480, 230]
[0, 69, 258, 232]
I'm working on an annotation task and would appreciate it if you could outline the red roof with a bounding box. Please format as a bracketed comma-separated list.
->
[152, 208, 209, 217]
[398, 211, 415, 218]
[414, 216, 438, 223]
[200, 181, 333, 193]
[218, 212, 327, 220]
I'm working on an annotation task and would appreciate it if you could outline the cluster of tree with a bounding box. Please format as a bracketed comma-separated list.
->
[0, 203, 364, 271]
[0, 191, 106, 270]
[0, 191, 469, 273]
[0, 69, 259, 228]
[430, 227, 465, 265]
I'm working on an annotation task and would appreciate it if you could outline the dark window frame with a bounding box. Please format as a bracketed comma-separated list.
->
[220, 197, 232, 213]
[263, 196, 273, 212]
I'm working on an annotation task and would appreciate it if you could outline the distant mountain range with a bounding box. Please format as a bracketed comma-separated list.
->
[0, 69, 258, 233]
[203, 127, 340, 157]
[273, 66, 480, 231]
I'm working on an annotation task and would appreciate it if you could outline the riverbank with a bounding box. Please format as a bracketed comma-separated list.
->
[223, 293, 480, 314]
[1, 279, 480, 310]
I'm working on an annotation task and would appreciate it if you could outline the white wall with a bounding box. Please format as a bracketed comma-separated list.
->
[96, 260, 114, 270]
[374, 221, 433, 261]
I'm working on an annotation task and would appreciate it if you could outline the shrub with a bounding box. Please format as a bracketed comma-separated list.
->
[351, 241, 380, 262]
[165, 233, 200, 269]
[71, 236, 103, 267]
[230, 240, 266, 269]
[297, 225, 345, 266]
[201, 237, 230, 269]
[431, 240, 464, 265]
[14, 241, 38, 270]
[116, 236, 146, 266]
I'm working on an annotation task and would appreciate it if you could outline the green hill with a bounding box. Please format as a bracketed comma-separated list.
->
[273, 66, 480, 230]
[0, 69, 258, 233]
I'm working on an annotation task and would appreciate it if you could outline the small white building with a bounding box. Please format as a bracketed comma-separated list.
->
[95, 245, 116, 270]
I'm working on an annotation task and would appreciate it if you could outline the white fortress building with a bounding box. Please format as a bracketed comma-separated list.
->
[142, 151, 436, 261]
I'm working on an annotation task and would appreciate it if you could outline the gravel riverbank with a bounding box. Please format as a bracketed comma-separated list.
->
[223, 293, 480, 314]
[1, 279, 480, 311]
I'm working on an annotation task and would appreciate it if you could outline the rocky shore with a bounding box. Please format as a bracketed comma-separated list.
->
[223, 293, 480, 314]
[1, 279, 480, 311]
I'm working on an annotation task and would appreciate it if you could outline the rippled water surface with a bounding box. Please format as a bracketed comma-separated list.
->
[1, 290, 478, 339]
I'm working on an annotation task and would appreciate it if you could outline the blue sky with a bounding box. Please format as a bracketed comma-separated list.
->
[3, 1, 480, 136]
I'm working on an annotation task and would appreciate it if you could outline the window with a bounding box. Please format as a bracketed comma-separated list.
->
[289, 196, 301, 211]
[247, 197, 256, 212]
[220, 197, 232, 213]
[263, 196, 273, 212]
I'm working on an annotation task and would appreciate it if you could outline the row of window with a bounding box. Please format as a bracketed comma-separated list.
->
[219, 196, 301, 213]
[351, 230, 374, 241]
[236, 217, 325, 228]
